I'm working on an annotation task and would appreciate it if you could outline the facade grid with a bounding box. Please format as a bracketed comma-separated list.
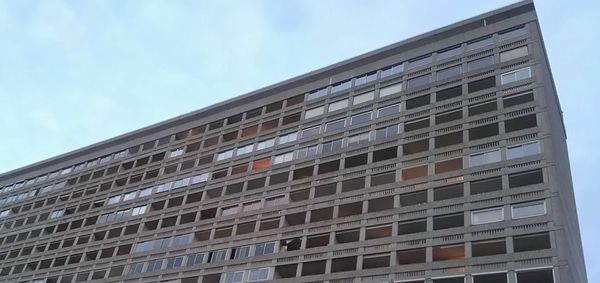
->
[0, 1, 587, 283]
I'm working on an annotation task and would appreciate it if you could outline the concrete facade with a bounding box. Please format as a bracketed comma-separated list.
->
[0, 1, 587, 283]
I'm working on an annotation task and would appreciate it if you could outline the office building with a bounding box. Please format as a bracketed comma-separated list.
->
[0, 1, 587, 282]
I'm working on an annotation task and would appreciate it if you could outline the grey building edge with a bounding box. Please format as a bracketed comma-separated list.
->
[1, 1, 544, 182]
[0, 0, 588, 282]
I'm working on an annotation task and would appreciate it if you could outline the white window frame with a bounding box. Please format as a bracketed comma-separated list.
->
[350, 111, 373, 125]
[501, 67, 532, 85]
[469, 149, 501, 167]
[217, 149, 234, 161]
[511, 200, 547, 219]
[221, 205, 240, 216]
[256, 138, 275, 150]
[377, 104, 401, 118]
[248, 267, 271, 282]
[278, 132, 298, 145]
[297, 145, 319, 159]
[471, 207, 504, 225]
[301, 126, 321, 138]
[328, 99, 349, 112]
[107, 195, 122, 205]
[305, 106, 325, 119]
[353, 91, 375, 105]
[506, 141, 541, 160]
[132, 205, 148, 216]
[236, 144, 254, 156]
[223, 270, 245, 283]
[168, 147, 184, 158]
[274, 152, 294, 164]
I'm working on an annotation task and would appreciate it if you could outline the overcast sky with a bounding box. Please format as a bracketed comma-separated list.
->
[0, 0, 598, 280]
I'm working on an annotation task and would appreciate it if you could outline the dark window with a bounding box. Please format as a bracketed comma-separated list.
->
[433, 213, 464, 230]
[406, 94, 431, 109]
[435, 109, 462, 124]
[282, 112, 301, 125]
[472, 238, 506, 257]
[471, 176, 503, 194]
[402, 165, 428, 180]
[516, 269, 554, 283]
[503, 92, 534, 108]
[373, 147, 398, 162]
[365, 225, 392, 240]
[473, 273, 507, 283]
[342, 177, 365, 192]
[469, 123, 499, 140]
[468, 100, 498, 116]
[435, 158, 463, 174]
[399, 191, 427, 206]
[407, 75, 431, 89]
[371, 171, 396, 186]
[315, 183, 337, 197]
[432, 244, 465, 261]
[433, 183, 464, 201]
[513, 232, 551, 252]
[436, 86, 462, 101]
[435, 131, 463, 148]
[468, 77, 496, 93]
[403, 139, 429, 155]
[396, 248, 426, 265]
[505, 114, 537, 132]
[266, 101, 283, 113]
[318, 160, 340, 174]
[301, 260, 326, 276]
[404, 118, 430, 132]
[508, 169, 543, 188]
[368, 196, 394, 212]
[287, 94, 304, 107]
[331, 256, 357, 273]
[345, 153, 368, 168]
[433, 278, 464, 283]
[398, 219, 427, 235]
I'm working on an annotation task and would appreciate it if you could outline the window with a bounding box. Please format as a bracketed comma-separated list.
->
[234, 246, 251, 259]
[471, 207, 504, 224]
[348, 132, 370, 146]
[404, 118, 430, 132]
[122, 191, 136, 201]
[210, 249, 228, 262]
[322, 139, 343, 153]
[265, 195, 286, 207]
[407, 55, 432, 69]
[166, 256, 184, 269]
[469, 149, 501, 167]
[350, 111, 372, 125]
[500, 46, 528, 62]
[217, 149, 234, 161]
[236, 144, 254, 156]
[472, 238, 507, 257]
[253, 158, 271, 170]
[243, 201, 261, 212]
[503, 91, 534, 108]
[305, 106, 325, 119]
[469, 123, 499, 140]
[297, 146, 319, 159]
[331, 80, 351, 93]
[436, 109, 462, 124]
[355, 72, 377, 86]
[379, 83, 404, 100]
[501, 67, 532, 84]
[223, 271, 244, 283]
[307, 88, 327, 101]
[274, 152, 294, 164]
[328, 99, 349, 112]
[398, 218, 427, 235]
[375, 125, 399, 140]
[471, 176, 503, 195]
[190, 173, 209, 184]
[248, 267, 270, 282]
[221, 205, 239, 216]
[433, 213, 464, 230]
[381, 63, 403, 77]
[132, 205, 147, 216]
[353, 91, 374, 104]
[509, 169, 543, 188]
[473, 273, 508, 283]
[378, 104, 401, 117]
[186, 253, 205, 266]
[402, 165, 428, 180]
[301, 126, 321, 138]
[169, 148, 183, 158]
[437, 65, 461, 80]
[469, 100, 497, 116]
[467, 55, 494, 71]
[0, 210, 9, 218]
[406, 94, 430, 109]
[435, 158, 463, 174]
[254, 242, 275, 256]
[505, 114, 537, 132]
[512, 200, 546, 219]
[468, 77, 496, 93]
[436, 85, 462, 101]
[437, 45, 462, 60]
[499, 25, 527, 41]
[507, 141, 541, 159]
[129, 262, 144, 274]
[50, 209, 64, 219]
[516, 269, 554, 283]
[407, 74, 430, 89]
[107, 195, 121, 205]
[514, 232, 551, 252]
[432, 244, 465, 261]
[467, 36, 493, 51]
[325, 119, 346, 132]
[278, 132, 298, 144]
[256, 138, 276, 151]
[434, 183, 464, 201]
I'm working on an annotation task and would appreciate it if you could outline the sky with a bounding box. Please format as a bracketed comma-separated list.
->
[0, 0, 598, 280]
